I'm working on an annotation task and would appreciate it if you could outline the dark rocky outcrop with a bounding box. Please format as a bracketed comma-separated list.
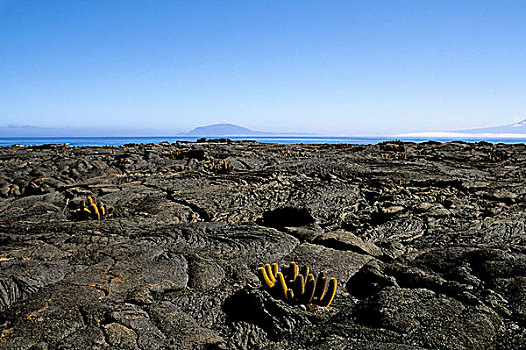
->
[1, 140, 525, 349]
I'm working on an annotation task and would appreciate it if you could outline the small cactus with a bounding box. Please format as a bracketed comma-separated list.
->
[257, 262, 337, 308]
[170, 149, 183, 160]
[278, 150, 308, 158]
[203, 159, 234, 174]
[489, 150, 506, 162]
[383, 152, 407, 160]
[77, 196, 113, 220]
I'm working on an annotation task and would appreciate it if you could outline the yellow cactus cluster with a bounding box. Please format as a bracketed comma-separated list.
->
[280, 150, 308, 158]
[203, 159, 234, 174]
[384, 144, 402, 152]
[170, 149, 183, 160]
[257, 262, 337, 308]
[380, 140, 404, 152]
[383, 152, 407, 160]
[80, 196, 113, 220]
[489, 150, 506, 162]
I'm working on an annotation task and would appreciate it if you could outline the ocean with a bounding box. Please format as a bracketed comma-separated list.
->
[1, 136, 526, 147]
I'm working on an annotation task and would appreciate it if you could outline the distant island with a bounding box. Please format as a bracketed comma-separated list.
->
[455, 119, 526, 134]
[186, 123, 268, 136]
[186, 123, 314, 137]
[398, 119, 526, 138]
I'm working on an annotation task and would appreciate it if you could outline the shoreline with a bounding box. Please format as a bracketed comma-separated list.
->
[2, 135, 526, 147]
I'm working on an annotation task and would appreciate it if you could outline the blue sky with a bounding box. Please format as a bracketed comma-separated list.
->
[1, 1, 525, 136]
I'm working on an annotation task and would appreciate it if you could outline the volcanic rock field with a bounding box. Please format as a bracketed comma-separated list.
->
[1, 140, 525, 349]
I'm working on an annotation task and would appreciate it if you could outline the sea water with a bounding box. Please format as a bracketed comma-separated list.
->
[1, 136, 526, 147]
